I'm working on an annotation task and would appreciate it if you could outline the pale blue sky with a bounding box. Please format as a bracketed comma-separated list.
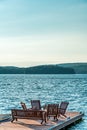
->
[0, 0, 87, 67]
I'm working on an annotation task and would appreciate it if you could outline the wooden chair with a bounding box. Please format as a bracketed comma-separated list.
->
[31, 100, 41, 110]
[11, 109, 47, 124]
[58, 102, 69, 118]
[20, 102, 27, 110]
[47, 104, 59, 120]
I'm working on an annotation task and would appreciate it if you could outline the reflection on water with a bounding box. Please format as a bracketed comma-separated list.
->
[0, 74, 87, 130]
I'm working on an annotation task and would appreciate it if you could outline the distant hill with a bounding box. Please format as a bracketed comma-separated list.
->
[58, 63, 87, 74]
[0, 66, 24, 74]
[0, 63, 87, 74]
[0, 65, 75, 74]
[25, 65, 75, 74]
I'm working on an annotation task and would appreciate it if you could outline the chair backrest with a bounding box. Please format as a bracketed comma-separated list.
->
[20, 102, 27, 110]
[47, 104, 59, 116]
[59, 102, 69, 114]
[31, 100, 41, 110]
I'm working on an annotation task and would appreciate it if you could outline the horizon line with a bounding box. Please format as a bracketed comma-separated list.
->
[0, 62, 87, 68]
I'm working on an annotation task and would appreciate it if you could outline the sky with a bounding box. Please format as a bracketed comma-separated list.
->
[0, 0, 87, 67]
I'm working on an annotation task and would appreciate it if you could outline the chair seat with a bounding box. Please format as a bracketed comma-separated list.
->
[47, 104, 59, 120]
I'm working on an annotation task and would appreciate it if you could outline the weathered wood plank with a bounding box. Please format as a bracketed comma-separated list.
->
[0, 112, 84, 130]
[48, 112, 84, 130]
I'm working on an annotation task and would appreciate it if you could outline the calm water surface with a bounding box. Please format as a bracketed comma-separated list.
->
[0, 74, 87, 130]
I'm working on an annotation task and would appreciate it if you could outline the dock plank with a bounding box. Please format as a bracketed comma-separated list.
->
[0, 112, 84, 130]
[48, 112, 84, 130]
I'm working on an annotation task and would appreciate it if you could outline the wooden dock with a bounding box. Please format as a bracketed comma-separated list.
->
[0, 111, 84, 130]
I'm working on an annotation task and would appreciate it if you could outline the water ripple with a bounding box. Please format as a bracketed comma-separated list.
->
[0, 74, 87, 130]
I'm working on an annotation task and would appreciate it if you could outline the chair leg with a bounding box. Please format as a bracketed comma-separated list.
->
[47, 116, 50, 120]
[41, 120, 43, 124]
[11, 119, 14, 122]
[59, 114, 67, 118]
[56, 115, 58, 121]
[11, 117, 14, 122]
[58, 113, 60, 118]
[54, 116, 58, 121]
[56, 117, 58, 121]
[62, 114, 67, 118]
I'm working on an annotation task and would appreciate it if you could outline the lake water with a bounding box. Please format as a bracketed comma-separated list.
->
[0, 74, 87, 129]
